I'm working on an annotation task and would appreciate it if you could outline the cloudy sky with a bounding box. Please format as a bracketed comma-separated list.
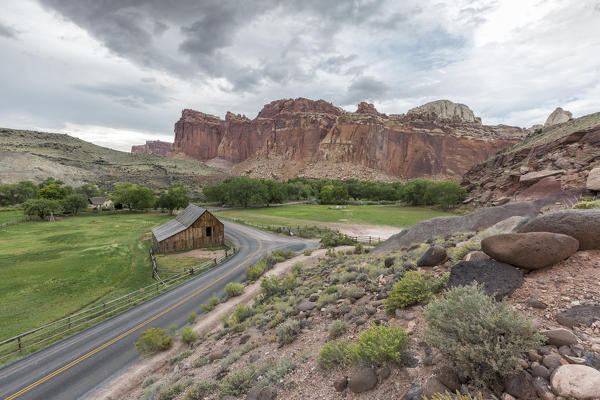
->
[1, 0, 599, 151]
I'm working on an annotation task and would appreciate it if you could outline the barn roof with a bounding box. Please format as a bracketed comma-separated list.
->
[88, 197, 106, 205]
[152, 204, 208, 242]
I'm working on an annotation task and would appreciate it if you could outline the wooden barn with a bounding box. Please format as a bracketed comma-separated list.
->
[152, 205, 224, 253]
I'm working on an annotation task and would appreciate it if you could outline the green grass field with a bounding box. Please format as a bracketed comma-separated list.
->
[0, 209, 24, 224]
[0, 213, 171, 340]
[213, 204, 459, 228]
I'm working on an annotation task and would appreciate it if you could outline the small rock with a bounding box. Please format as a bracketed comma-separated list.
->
[209, 350, 224, 361]
[435, 365, 460, 391]
[527, 349, 543, 362]
[556, 305, 600, 328]
[239, 334, 251, 345]
[583, 351, 600, 370]
[502, 394, 516, 400]
[400, 350, 420, 368]
[531, 364, 551, 379]
[246, 387, 277, 400]
[417, 245, 448, 267]
[308, 293, 319, 302]
[297, 301, 317, 312]
[551, 365, 600, 398]
[348, 367, 378, 393]
[543, 354, 564, 370]
[384, 257, 395, 267]
[379, 366, 391, 381]
[463, 250, 489, 262]
[333, 376, 348, 392]
[504, 371, 538, 400]
[543, 328, 579, 346]
[564, 355, 587, 364]
[527, 297, 548, 309]
[422, 376, 450, 397]
[404, 384, 423, 400]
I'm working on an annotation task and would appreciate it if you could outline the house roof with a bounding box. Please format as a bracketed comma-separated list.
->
[88, 197, 106, 205]
[152, 204, 208, 242]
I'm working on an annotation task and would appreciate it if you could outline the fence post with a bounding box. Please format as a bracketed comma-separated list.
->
[214, 258, 217, 265]
[68, 317, 71, 329]
[369, 236, 372, 244]
[17, 336, 21, 351]
[190, 267, 194, 275]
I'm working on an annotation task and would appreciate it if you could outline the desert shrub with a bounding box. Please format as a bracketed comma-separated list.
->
[218, 368, 255, 397]
[320, 232, 357, 248]
[224, 282, 243, 297]
[142, 375, 158, 388]
[292, 261, 304, 275]
[328, 320, 347, 339]
[354, 325, 409, 366]
[188, 312, 197, 325]
[448, 241, 481, 262]
[424, 284, 544, 387]
[157, 382, 186, 400]
[135, 327, 173, 354]
[192, 356, 209, 368]
[169, 349, 193, 365]
[339, 271, 359, 283]
[317, 292, 338, 307]
[573, 199, 600, 209]
[354, 243, 364, 254]
[181, 326, 198, 345]
[184, 381, 217, 400]
[246, 259, 267, 281]
[261, 274, 296, 299]
[257, 357, 297, 387]
[201, 294, 222, 312]
[343, 285, 364, 299]
[385, 271, 448, 313]
[142, 382, 165, 400]
[277, 319, 302, 345]
[232, 304, 253, 323]
[303, 248, 313, 256]
[425, 392, 483, 400]
[168, 323, 178, 337]
[318, 341, 353, 369]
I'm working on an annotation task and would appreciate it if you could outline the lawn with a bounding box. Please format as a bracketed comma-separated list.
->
[0, 213, 171, 341]
[213, 204, 459, 228]
[0, 209, 24, 224]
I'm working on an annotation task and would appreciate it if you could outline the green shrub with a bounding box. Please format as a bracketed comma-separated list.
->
[142, 382, 165, 400]
[573, 199, 600, 209]
[385, 270, 447, 313]
[339, 271, 359, 283]
[188, 312, 197, 325]
[157, 382, 186, 400]
[303, 248, 313, 256]
[184, 381, 217, 400]
[232, 304, 253, 323]
[201, 294, 222, 312]
[355, 325, 409, 366]
[169, 349, 193, 365]
[328, 320, 347, 339]
[181, 326, 198, 344]
[257, 357, 297, 387]
[168, 323, 178, 337]
[425, 392, 483, 400]
[218, 368, 255, 397]
[142, 375, 158, 388]
[261, 274, 296, 299]
[354, 243, 364, 254]
[320, 232, 357, 248]
[192, 356, 209, 368]
[277, 319, 302, 345]
[224, 282, 243, 297]
[135, 327, 173, 354]
[448, 241, 481, 262]
[317, 292, 338, 307]
[318, 341, 353, 369]
[424, 284, 544, 387]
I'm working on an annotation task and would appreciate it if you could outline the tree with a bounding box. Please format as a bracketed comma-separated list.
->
[425, 182, 467, 209]
[319, 185, 348, 204]
[157, 183, 190, 215]
[130, 185, 156, 209]
[203, 184, 226, 204]
[402, 179, 435, 205]
[111, 182, 135, 209]
[63, 193, 88, 214]
[39, 177, 64, 188]
[263, 180, 287, 206]
[39, 183, 68, 200]
[23, 198, 63, 220]
[78, 183, 101, 198]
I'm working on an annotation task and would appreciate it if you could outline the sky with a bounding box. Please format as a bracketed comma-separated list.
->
[0, 0, 599, 151]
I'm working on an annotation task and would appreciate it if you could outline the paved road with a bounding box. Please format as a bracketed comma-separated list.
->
[0, 221, 313, 400]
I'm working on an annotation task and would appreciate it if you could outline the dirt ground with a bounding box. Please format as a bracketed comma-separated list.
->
[165, 249, 226, 260]
[329, 223, 402, 241]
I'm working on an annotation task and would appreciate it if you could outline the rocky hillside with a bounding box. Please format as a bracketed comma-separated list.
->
[170, 98, 524, 181]
[131, 140, 173, 156]
[462, 111, 600, 206]
[0, 128, 223, 190]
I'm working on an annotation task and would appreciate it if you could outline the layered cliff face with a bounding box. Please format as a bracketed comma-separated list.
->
[171, 98, 525, 180]
[131, 140, 172, 156]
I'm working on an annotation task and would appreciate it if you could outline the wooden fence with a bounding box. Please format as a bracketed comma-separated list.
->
[0, 248, 235, 365]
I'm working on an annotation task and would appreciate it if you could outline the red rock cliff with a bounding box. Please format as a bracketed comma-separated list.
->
[171, 98, 525, 180]
[131, 140, 172, 156]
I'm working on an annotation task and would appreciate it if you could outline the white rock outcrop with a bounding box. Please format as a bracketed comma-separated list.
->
[407, 100, 478, 123]
[544, 107, 573, 127]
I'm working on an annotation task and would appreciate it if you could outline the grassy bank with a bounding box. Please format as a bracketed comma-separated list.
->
[213, 204, 459, 229]
[0, 213, 171, 340]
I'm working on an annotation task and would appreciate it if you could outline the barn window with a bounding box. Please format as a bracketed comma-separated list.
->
[206, 226, 212, 237]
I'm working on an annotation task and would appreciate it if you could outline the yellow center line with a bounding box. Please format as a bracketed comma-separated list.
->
[5, 238, 263, 400]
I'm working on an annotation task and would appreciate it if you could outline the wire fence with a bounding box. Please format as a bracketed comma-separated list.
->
[0, 248, 236, 365]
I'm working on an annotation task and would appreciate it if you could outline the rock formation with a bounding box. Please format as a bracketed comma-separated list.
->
[544, 107, 573, 127]
[131, 140, 172, 156]
[170, 98, 524, 180]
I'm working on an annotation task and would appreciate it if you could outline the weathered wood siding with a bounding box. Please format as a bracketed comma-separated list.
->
[155, 211, 224, 253]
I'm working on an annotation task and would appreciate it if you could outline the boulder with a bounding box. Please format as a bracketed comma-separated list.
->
[519, 169, 565, 184]
[551, 365, 600, 398]
[447, 259, 524, 300]
[333, 376, 348, 392]
[463, 250, 489, 262]
[348, 367, 378, 393]
[417, 245, 448, 267]
[404, 384, 424, 400]
[246, 387, 277, 400]
[296, 301, 317, 312]
[504, 371, 538, 400]
[531, 364, 551, 379]
[516, 176, 563, 201]
[422, 376, 450, 397]
[434, 365, 460, 391]
[586, 167, 600, 191]
[556, 305, 600, 327]
[481, 232, 579, 269]
[384, 257, 395, 267]
[544, 107, 573, 127]
[543, 354, 565, 370]
[517, 210, 600, 250]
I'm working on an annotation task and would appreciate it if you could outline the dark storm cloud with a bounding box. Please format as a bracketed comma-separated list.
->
[0, 23, 17, 38]
[72, 81, 170, 109]
[340, 76, 389, 105]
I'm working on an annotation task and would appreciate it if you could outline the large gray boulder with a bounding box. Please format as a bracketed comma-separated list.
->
[373, 199, 558, 254]
[586, 167, 600, 191]
[517, 210, 600, 250]
[417, 245, 447, 267]
[447, 259, 524, 300]
[347, 367, 378, 393]
[551, 365, 600, 398]
[556, 305, 600, 327]
[481, 232, 579, 269]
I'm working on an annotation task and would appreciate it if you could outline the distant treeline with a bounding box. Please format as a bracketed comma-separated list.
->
[203, 177, 466, 209]
[0, 178, 191, 219]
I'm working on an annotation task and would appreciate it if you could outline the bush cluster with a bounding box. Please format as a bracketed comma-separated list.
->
[135, 327, 173, 354]
[424, 284, 543, 387]
[201, 294, 222, 312]
[246, 250, 295, 281]
[224, 282, 243, 297]
[320, 232, 358, 248]
[183, 381, 216, 400]
[181, 326, 198, 344]
[328, 320, 347, 339]
[218, 368, 256, 397]
[385, 271, 448, 313]
[261, 274, 296, 299]
[277, 319, 302, 345]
